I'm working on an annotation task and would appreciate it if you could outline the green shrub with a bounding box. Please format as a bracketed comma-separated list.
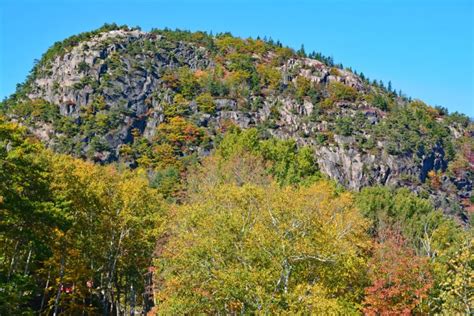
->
[328, 81, 357, 102]
[163, 94, 189, 118]
[196, 92, 216, 113]
[335, 117, 354, 136]
[367, 93, 393, 111]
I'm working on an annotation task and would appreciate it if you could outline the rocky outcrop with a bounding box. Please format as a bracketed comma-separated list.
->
[29, 30, 210, 117]
[7, 28, 472, 220]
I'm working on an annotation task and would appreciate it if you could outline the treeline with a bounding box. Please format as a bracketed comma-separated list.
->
[0, 119, 471, 314]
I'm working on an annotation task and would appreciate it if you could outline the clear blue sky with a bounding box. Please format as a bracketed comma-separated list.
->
[1, 0, 473, 116]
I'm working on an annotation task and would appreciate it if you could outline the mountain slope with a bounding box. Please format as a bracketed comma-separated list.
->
[2, 24, 472, 221]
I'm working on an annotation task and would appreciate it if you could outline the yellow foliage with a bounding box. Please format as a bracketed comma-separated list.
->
[257, 64, 281, 90]
[156, 180, 370, 313]
[41, 154, 168, 312]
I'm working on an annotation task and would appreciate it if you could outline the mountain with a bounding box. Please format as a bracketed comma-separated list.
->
[3, 24, 471, 221]
[1, 23, 473, 314]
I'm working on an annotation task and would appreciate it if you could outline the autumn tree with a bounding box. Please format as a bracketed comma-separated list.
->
[155, 180, 370, 314]
[195, 92, 216, 114]
[256, 64, 281, 91]
[155, 116, 204, 152]
[363, 230, 433, 315]
[0, 117, 68, 313]
[41, 155, 168, 314]
[436, 236, 473, 314]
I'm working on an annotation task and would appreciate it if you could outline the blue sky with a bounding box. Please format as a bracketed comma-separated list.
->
[1, 0, 473, 116]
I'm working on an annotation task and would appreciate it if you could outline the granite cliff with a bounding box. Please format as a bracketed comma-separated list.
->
[2, 24, 472, 221]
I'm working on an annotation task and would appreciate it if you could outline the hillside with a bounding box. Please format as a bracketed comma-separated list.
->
[3, 24, 472, 221]
[0, 24, 472, 314]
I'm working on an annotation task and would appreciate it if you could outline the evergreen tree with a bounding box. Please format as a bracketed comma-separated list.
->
[297, 44, 306, 57]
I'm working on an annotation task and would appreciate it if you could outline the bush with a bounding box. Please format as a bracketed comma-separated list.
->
[328, 81, 358, 102]
[335, 116, 354, 136]
[155, 116, 204, 151]
[177, 67, 200, 99]
[329, 68, 341, 76]
[150, 166, 182, 198]
[163, 94, 189, 118]
[257, 64, 281, 90]
[367, 93, 392, 111]
[10, 99, 59, 123]
[196, 93, 216, 113]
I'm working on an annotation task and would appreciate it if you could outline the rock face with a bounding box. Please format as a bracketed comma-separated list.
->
[29, 30, 210, 119]
[4, 28, 472, 220]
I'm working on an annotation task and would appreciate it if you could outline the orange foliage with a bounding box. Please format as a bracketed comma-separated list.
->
[427, 170, 441, 189]
[363, 230, 433, 315]
[156, 116, 203, 150]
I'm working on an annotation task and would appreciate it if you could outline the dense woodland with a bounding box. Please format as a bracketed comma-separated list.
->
[0, 24, 473, 314]
[0, 119, 471, 314]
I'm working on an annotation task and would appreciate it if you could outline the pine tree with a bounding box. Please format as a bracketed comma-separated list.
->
[297, 44, 306, 57]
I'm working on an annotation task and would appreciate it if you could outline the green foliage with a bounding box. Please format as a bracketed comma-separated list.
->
[0, 117, 167, 314]
[447, 135, 473, 178]
[150, 28, 215, 50]
[196, 67, 229, 97]
[328, 81, 358, 102]
[445, 111, 471, 127]
[436, 236, 473, 314]
[0, 25, 471, 315]
[294, 76, 322, 104]
[150, 166, 182, 199]
[0, 110, 470, 314]
[77, 61, 89, 73]
[256, 64, 281, 90]
[0, 118, 66, 313]
[177, 67, 200, 99]
[43, 155, 167, 314]
[366, 92, 393, 111]
[91, 95, 107, 111]
[8, 99, 60, 123]
[356, 187, 446, 243]
[272, 46, 295, 66]
[216, 128, 320, 185]
[355, 186, 471, 314]
[226, 52, 255, 73]
[215, 34, 271, 56]
[335, 116, 354, 136]
[260, 139, 320, 186]
[79, 106, 122, 140]
[163, 94, 189, 118]
[309, 51, 336, 67]
[377, 101, 454, 157]
[195, 92, 216, 113]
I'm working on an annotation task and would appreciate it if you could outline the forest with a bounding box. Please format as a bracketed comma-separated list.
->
[0, 118, 471, 314]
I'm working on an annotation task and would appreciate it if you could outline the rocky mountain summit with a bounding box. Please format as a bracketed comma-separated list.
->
[2, 24, 473, 221]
